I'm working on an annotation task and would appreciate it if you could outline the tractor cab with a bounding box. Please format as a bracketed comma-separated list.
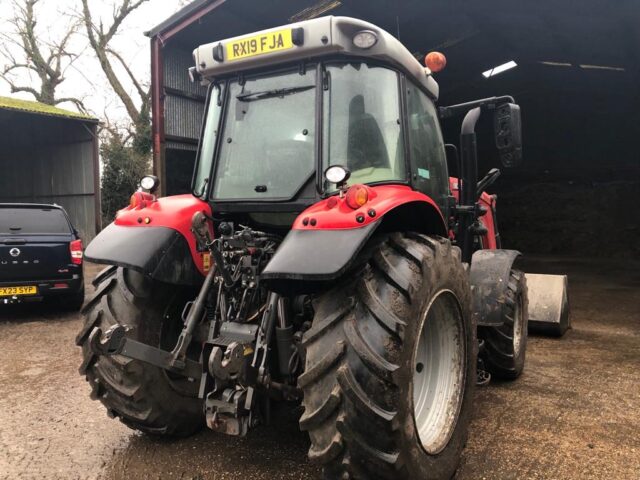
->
[190, 16, 450, 224]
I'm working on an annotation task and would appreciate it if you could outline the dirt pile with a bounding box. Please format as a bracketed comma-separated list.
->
[494, 181, 639, 257]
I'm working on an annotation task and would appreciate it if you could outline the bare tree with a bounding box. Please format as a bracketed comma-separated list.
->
[0, 0, 85, 110]
[79, 0, 154, 219]
[80, 0, 151, 127]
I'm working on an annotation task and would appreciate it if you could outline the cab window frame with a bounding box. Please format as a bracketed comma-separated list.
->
[403, 76, 450, 218]
[191, 56, 450, 206]
[191, 81, 228, 198]
[208, 62, 320, 203]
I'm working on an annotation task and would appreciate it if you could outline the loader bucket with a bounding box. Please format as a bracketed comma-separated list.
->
[525, 273, 570, 337]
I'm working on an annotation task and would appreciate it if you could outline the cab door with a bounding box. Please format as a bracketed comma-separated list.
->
[405, 80, 450, 219]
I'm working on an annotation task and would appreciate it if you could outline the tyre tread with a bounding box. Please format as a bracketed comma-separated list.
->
[302, 233, 473, 479]
[78, 267, 203, 437]
[479, 269, 528, 380]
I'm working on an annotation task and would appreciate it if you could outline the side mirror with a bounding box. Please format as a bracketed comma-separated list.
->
[188, 66, 202, 83]
[494, 103, 522, 167]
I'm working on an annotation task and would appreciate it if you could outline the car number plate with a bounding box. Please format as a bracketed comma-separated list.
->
[226, 29, 293, 61]
[0, 285, 38, 296]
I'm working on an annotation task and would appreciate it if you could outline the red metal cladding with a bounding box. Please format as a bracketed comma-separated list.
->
[478, 192, 498, 249]
[449, 177, 498, 249]
[114, 194, 213, 275]
[292, 184, 444, 230]
[151, 36, 165, 187]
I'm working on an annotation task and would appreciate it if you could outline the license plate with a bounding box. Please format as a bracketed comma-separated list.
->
[0, 285, 38, 297]
[226, 29, 293, 61]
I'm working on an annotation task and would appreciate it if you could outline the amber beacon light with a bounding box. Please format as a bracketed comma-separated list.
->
[425, 51, 447, 72]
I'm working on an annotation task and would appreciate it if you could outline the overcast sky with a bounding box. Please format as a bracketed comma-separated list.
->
[0, 0, 187, 125]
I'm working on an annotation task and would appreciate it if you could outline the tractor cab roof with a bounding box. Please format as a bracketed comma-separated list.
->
[193, 16, 439, 100]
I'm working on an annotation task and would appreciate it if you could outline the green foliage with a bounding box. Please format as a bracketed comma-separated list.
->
[100, 130, 150, 224]
[131, 109, 152, 155]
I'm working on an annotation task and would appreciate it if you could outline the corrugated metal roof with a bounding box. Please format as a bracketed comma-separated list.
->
[0, 96, 98, 123]
[145, 0, 215, 38]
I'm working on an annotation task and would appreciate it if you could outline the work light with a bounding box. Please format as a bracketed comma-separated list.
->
[140, 175, 159, 193]
[353, 30, 377, 49]
[324, 165, 351, 185]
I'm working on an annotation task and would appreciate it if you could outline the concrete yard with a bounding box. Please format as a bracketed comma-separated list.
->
[0, 257, 638, 480]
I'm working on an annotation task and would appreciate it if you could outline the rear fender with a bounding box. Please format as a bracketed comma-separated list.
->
[85, 194, 211, 285]
[261, 185, 446, 293]
[469, 249, 521, 327]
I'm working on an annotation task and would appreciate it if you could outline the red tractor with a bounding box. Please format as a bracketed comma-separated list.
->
[77, 16, 569, 479]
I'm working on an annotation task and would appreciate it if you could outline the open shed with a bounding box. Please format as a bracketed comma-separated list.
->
[147, 0, 640, 257]
[0, 97, 100, 242]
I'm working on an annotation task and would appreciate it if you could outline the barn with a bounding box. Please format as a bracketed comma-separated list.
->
[0, 96, 100, 241]
[146, 0, 639, 257]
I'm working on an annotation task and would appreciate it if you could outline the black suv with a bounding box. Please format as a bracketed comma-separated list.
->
[0, 204, 84, 310]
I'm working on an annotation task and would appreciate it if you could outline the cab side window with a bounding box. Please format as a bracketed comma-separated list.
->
[406, 82, 449, 216]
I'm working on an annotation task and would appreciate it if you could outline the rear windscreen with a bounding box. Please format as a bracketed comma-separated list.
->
[0, 208, 71, 235]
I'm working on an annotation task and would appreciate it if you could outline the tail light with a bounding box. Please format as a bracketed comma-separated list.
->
[345, 184, 370, 209]
[129, 192, 145, 209]
[70, 239, 83, 265]
[129, 191, 156, 209]
[129, 193, 140, 209]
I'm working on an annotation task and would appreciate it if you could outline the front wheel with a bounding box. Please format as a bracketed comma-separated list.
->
[300, 233, 475, 480]
[479, 269, 528, 380]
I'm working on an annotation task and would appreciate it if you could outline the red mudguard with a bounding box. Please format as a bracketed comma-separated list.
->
[291, 184, 444, 231]
[261, 184, 446, 290]
[85, 194, 212, 284]
[114, 194, 212, 274]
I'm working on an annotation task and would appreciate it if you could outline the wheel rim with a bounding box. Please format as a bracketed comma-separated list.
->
[512, 296, 524, 357]
[412, 290, 466, 455]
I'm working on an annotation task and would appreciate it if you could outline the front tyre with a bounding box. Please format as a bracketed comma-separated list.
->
[479, 270, 528, 380]
[76, 266, 204, 436]
[300, 234, 475, 480]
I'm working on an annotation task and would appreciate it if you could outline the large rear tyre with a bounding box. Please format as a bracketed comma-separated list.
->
[76, 266, 204, 436]
[479, 270, 528, 380]
[300, 234, 475, 480]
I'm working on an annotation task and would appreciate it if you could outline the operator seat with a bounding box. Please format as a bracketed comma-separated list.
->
[347, 95, 389, 171]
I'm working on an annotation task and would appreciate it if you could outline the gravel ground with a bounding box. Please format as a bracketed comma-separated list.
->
[0, 257, 638, 480]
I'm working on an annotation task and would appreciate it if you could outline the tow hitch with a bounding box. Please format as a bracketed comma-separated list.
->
[88, 324, 203, 379]
[87, 217, 299, 438]
[88, 254, 218, 380]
